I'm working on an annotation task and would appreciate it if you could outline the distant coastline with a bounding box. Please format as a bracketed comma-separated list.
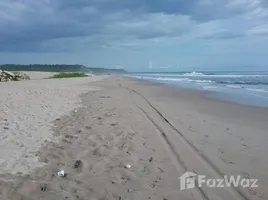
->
[0, 64, 127, 74]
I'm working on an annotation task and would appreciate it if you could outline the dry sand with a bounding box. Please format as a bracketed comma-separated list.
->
[1, 76, 268, 200]
[0, 74, 103, 174]
[19, 71, 57, 80]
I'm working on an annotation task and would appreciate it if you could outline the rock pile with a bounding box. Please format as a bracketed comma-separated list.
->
[0, 70, 30, 82]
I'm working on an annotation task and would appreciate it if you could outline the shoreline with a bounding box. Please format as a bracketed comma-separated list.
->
[126, 76, 268, 129]
[1, 75, 267, 200]
[126, 74, 268, 108]
[127, 76, 268, 111]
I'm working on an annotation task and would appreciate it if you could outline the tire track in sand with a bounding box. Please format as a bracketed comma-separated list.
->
[123, 85, 250, 200]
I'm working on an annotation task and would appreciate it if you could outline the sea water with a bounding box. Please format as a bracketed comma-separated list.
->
[126, 71, 268, 107]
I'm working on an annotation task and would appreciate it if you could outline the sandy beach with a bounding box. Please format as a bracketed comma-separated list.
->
[1, 75, 268, 200]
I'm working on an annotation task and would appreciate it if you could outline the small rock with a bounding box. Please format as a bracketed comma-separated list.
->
[2, 70, 15, 78]
[127, 188, 135, 193]
[125, 164, 131, 169]
[0, 70, 30, 82]
[3, 127, 9, 130]
[149, 157, 153, 162]
[13, 72, 30, 81]
[56, 170, 66, 178]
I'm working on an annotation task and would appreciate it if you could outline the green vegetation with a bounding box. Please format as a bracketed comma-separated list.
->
[49, 72, 89, 79]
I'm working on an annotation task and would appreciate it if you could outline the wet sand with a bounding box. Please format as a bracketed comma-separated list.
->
[1, 76, 268, 200]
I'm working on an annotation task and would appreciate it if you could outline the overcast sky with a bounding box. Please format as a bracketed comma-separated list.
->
[0, 0, 268, 71]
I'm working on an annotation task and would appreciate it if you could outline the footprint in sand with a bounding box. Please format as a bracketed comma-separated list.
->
[88, 139, 97, 147]
[241, 171, 250, 179]
[62, 138, 72, 144]
[85, 126, 92, 130]
[92, 147, 106, 157]
[248, 188, 257, 196]
[110, 123, 118, 126]
[149, 176, 162, 188]
[188, 125, 195, 132]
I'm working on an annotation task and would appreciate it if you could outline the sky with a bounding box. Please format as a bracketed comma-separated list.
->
[0, 0, 268, 72]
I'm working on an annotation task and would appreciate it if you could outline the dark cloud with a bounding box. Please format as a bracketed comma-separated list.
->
[0, 0, 267, 52]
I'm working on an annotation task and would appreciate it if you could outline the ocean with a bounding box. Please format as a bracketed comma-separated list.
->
[126, 71, 268, 107]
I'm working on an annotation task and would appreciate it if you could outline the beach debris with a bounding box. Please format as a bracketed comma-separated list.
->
[0, 70, 30, 82]
[127, 188, 136, 193]
[40, 184, 47, 192]
[74, 109, 77, 113]
[56, 170, 66, 178]
[74, 160, 82, 169]
[125, 164, 131, 169]
[148, 157, 153, 162]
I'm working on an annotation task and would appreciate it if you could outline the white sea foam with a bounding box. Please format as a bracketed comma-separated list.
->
[226, 85, 243, 89]
[183, 72, 205, 76]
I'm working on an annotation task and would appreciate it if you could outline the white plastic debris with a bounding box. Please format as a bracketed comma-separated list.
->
[56, 170, 65, 178]
[74, 110, 77, 113]
[125, 164, 131, 169]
